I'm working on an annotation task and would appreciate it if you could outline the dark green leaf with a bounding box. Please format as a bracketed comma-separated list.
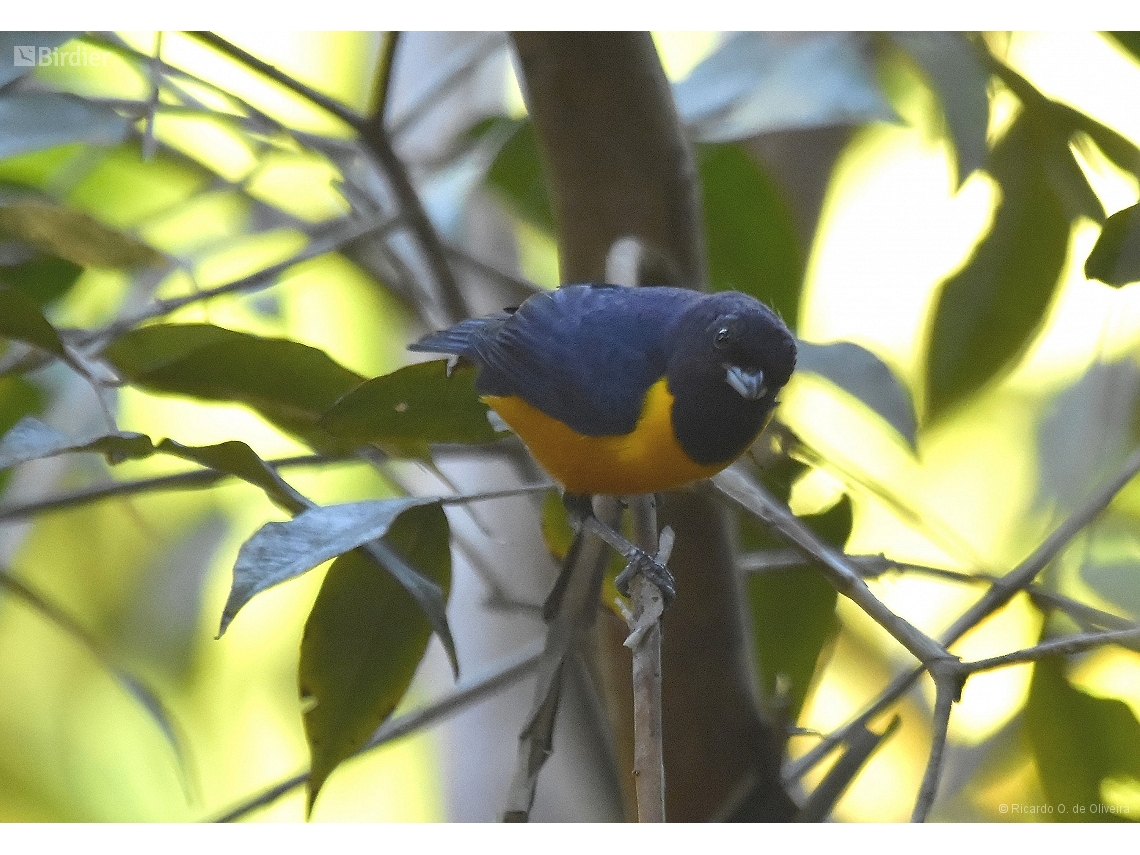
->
[889, 32, 990, 185]
[797, 340, 917, 447]
[0, 188, 163, 268]
[1026, 654, 1140, 820]
[220, 496, 439, 636]
[0, 416, 154, 471]
[105, 323, 365, 452]
[0, 376, 43, 494]
[746, 495, 849, 722]
[1086, 203, 1140, 286]
[300, 503, 450, 814]
[0, 253, 84, 305]
[1109, 32, 1140, 64]
[699, 143, 804, 326]
[0, 93, 131, 161]
[924, 115, 1070, 420]
[674, 32, 897, 142]
[320, 361, 502, 457]
[156, 438, 310, 516]
[0, 283, 66, 356]
[0, 33, 80, 86]
[483, 117, 556, 234]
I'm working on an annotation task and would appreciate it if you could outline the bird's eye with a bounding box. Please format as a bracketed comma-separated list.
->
[714, 327, 731, 347]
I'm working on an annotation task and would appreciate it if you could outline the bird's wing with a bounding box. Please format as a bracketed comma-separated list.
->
[473, 285, 693, 437]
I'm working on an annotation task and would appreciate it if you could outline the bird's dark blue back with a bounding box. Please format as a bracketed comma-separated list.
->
[412, 284, 701, 436]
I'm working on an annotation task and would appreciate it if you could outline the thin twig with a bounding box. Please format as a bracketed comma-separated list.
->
[184, 32, 365, 130]
[385, 33, 506, 139]
[0, 454, 329, 523]
[963, 626, 1140, 674]
[623, 495, 668, 822]
[784, 446, 1140, 787]
[910, 675, 959, 822]
[82, 216, 387, 349]
[214, 640, 544, 822]
[373, 32, 401, 122]
[502, 497, 620, 821]
[796, 716, 901, 822]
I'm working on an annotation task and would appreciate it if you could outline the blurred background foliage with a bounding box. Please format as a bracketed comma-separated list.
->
[1, 30, 1140, 822]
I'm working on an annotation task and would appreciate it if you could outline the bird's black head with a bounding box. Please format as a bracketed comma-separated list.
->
[667, 291, 796, 465]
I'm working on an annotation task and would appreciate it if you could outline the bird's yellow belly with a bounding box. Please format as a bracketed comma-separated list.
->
[483, 378, 728, 495]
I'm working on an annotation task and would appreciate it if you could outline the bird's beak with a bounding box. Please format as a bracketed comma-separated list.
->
[725, 365, 766, 400]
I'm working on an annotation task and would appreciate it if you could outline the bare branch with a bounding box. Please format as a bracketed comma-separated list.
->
[911, 676, 958, 822]
[785, 446, 1140, 788]
[964, 626, 1140, 674]
[622, 496, 670, 822]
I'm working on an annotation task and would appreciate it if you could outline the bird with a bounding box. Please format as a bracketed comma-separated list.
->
[409, 283, 796, 498]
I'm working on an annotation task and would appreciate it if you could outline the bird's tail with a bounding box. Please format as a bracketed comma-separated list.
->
[408, 313, 510, 356]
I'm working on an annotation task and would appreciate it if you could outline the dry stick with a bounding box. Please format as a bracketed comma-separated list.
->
[0, 454, 328, 523]
[214, 640, 544, 822]
[623, 495, 669, 822]
[783, 446, 1140, 805]
[502, 498, 621, 821]
[963, 626, 1140, 675]
[910, 677, 958, 822]
[373, 32, 401, 122]
[796, 716, 901, 822]
[744, 550, 1138, 645]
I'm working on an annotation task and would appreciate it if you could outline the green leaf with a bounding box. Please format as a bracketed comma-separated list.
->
[0, 93, 130, 159]
[924, 114, 1070, 420]
[1026, 654, 1140, 820]
[0, 34, 80, 86]
[0, 253, 84, 305]
[1086, 203, 1140, 286]
[1109, 32, 1140, 65]
[746, 495, 849, 722]
[674, 32, 897, 142]
[219, 496, 438, 636]
[889, 32, 990, 185]
[0, 376, 43, 494]
[699, 143, 804, 326]
[0, 187, 163, 268]
[300, 503, 451, 815]
[320, 361, 502, 457]
[483, 117, 556, 234]
[155, 438, 310, 516]
[797, 340, 917, 447]
[0, 283, 66, 356]
[104, 323, 365, 452]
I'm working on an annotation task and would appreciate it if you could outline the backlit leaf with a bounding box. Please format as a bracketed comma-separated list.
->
[924, 114, 1070, 420]
[105, 323, 365, 452]
[0, 188, 163, 268]
[699, 143, 804, 326]
[1086, 202, 1140, 286]
[300, 503, 451, 814]
[1026, 654, 1140, 820]
[797, 340, 917, 447]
